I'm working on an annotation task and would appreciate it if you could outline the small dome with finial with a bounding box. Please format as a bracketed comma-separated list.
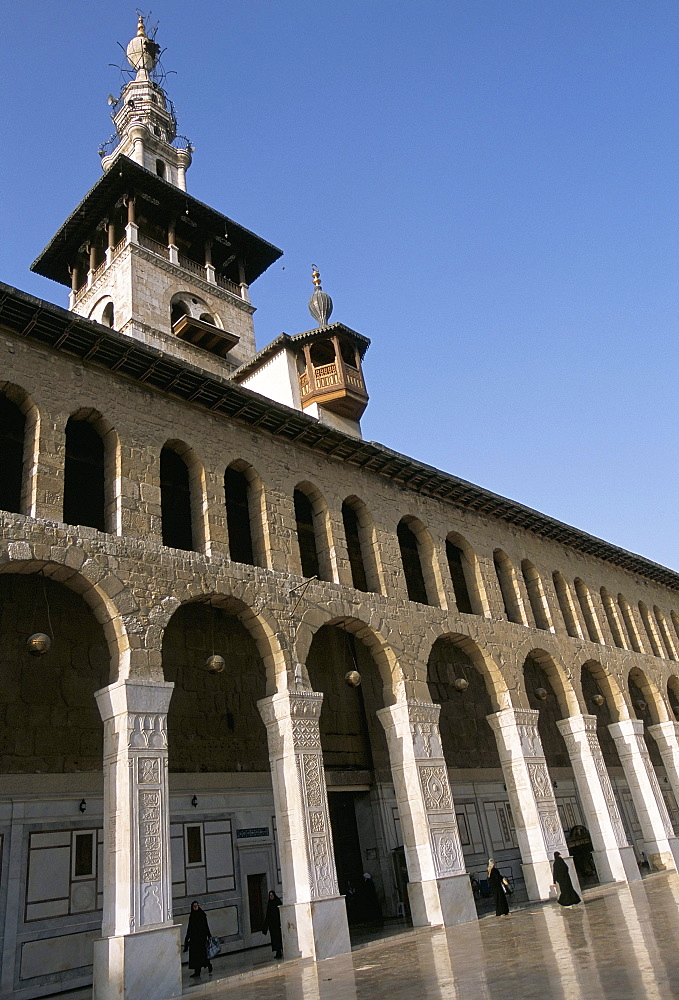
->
[308, 266, 333, 327]
[126, 14, 160, 78]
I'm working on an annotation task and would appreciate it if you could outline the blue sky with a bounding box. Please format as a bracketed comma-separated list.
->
[1, 2, 678, 570]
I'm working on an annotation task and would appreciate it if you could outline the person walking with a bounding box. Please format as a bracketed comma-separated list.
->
[184, 900, 213, 978]
[262, 890, 283, 959]
[487, 858, 510, 916]
[552, 852, 581, 907]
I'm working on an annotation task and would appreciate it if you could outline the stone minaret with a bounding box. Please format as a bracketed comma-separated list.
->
[100, 15, 193, 190]
[31, 16, 282, 374]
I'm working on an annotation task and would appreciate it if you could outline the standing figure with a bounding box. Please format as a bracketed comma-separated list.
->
[262, 890, 283, 959]
[184, 900, 213, 978]
[552, 852, 581, 907]
[360, 872, 383, 924]
[487, 858, 510, 917]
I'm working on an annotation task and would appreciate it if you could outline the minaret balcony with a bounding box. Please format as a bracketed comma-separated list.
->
[298, 361, 368, 420]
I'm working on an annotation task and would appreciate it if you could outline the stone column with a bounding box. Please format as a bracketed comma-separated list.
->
[556, 714, 640, 882]
[258, 691, 350, 961]
[648, 721, 679, 817]
[377, 701, 476, 927]
[93, 680, 181, 1000]
[486, 708, 578, 900]
[608, 719, 679, 871]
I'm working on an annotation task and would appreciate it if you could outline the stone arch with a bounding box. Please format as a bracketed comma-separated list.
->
[423, 629, 510, 713]
[66, 407, 121, 533]
[87, 294, 115, 328]
[580, 659, 624, 767]
[0, 380, 40, 516]
[517, 644, 580, 718]
[521, 560, 553, 631]
[628, 666, 670, 725]
[426, 633, 504, 769]
[293, 480, 336, 582]
[445, 531, 488, 616]
[160, 438, 208, 553]
[224, 458, 269, 569]
[493, 549, 526, 625]
[579, 658, 627, 722]
[169, 291, 224, 330]
[341, 493, 383, 594]
[0, 555, 132, 683]
[397, 514, 442, 608]
[156, 589, 286, 698]
[162, 594, 281, 771]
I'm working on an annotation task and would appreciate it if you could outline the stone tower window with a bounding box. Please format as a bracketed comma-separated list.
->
[64, 417, 106, 532]
[493, 550, 523, 624]
[156, 159, 166, 178]
[397, 519, 429, 605]
[521, 560, 552, 630]
[102, 302, 114, 328]
[160, 445, 194, 551]
[225, 466, 255, 566]
[0, 394, 25, 515]
[294, 488, 320, 579]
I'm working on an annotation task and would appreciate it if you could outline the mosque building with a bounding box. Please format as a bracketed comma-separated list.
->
[1, 16, 679, 1000]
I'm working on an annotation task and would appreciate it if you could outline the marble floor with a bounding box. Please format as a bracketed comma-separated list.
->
[182, 873, 679, 1000]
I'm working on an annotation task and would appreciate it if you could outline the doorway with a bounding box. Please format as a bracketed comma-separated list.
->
[247, 872, 267, 933]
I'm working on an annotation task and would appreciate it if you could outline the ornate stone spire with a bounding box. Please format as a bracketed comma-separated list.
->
[308, 266, 333, 327]
[125, 14, 160, 82]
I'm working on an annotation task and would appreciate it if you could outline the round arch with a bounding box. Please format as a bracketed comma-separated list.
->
[628, 666, 671, 725]
[422, 628, 510, 712]
[580, 658, 628, 722]
[517, 644, 580, 718]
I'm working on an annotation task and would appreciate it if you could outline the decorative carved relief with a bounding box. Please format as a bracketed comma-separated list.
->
[301, 754, 323, 808]
[310, 811, 325, 834]
[431, 828, 463, 876]
[517, 723, 542, 759]
[411, 721, 444, 761]
[311, 837, 336, 898]
[539, 808, 564, 849]
[407, 702, 441, 726]
[138, 790, 163, 887]
[419, 764, 453, 812]
[292, 717, 322, 749]
[528, 762, 552, 800]
[138, 757, 160, 784]
[128, 714, 167, 750]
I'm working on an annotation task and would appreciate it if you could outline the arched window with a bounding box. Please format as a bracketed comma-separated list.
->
[654, 608, 676, 661]
[493, 550, 524, 624]
[521, 560, 552, 630]
[600, 588, 626, 649]
[294, 488, 321, 578]
[397, 518, 429, 605]
[160, 445, 194, 551]
[156, 159, 166, 179]
[102, 302, 114, 328]
[171, 299, 190, 329]
[446, 540, 473, 614]
[0, 393, 26, 514]
[224, 465, 254, 566]
[618, 595, 642, 653]
[64, 417, 106, 531]
[552, 572, 582, 638]
[638, 602, 662, 657]
[342, 500, 368, 592]
[574, 579, 602, 643]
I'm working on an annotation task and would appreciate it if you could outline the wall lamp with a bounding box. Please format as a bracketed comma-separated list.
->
[191, 795, 198, 808]
[79, 799, 87, 814]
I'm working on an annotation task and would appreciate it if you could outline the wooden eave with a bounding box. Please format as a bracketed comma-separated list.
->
[0, 281, 677, 592]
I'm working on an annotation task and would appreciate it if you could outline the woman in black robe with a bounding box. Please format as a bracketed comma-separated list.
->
[184, 900, 213, 978]
[262, 891, 283, 959]
[552, 852, 581, 907]
[487, 859, 510, 916]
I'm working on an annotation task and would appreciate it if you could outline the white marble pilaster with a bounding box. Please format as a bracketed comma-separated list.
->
[377, 701, 476, 927]
[648, 721, 679, 821]
[93, 679, 181, 1000]
[556, 715, 640, 883]
[608, 719, 679, 872]
[487, 708, 578, 900]
[258, 691, 350, 961]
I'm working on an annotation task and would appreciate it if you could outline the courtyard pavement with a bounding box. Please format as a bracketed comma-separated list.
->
[182, 872, 679, 1000]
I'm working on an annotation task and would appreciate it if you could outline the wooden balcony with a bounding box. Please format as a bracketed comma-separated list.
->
[298, 360, 368, 420]
[172, 314, 239, 358]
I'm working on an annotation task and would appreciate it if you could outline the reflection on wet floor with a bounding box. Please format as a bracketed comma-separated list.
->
[184, 873, 679, 1000]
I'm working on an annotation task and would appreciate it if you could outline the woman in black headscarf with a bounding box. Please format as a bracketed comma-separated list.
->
[552, 852, 581, 907]
[184, 900, 213, 978]
[487, 859, 510, 916]
[261, 890, 283, 959]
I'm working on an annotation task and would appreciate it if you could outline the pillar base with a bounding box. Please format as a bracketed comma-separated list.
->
[93, 925, 181, 1000]
[592, 845, 641, 883]
[280, 897, 350, 961]
[642, 836, 679, 872]
[521, 859, 554, 900]
[407, 874, 476, 927]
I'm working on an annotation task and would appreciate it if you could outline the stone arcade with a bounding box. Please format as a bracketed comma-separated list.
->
[1, 15, 679, 1000]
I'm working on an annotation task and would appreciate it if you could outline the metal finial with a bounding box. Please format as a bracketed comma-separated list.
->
[137, 13, 147, 37]
[308, 265, 333, 326]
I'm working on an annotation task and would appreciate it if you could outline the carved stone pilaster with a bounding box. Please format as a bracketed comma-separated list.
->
[94, 680, 181, 1000]
[557, 715, 639, 883]
[609, 719, 679, 872]
[487, 708, 572, 900]
[378, 700, 475, 927]
[648, 721, 679, 822]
